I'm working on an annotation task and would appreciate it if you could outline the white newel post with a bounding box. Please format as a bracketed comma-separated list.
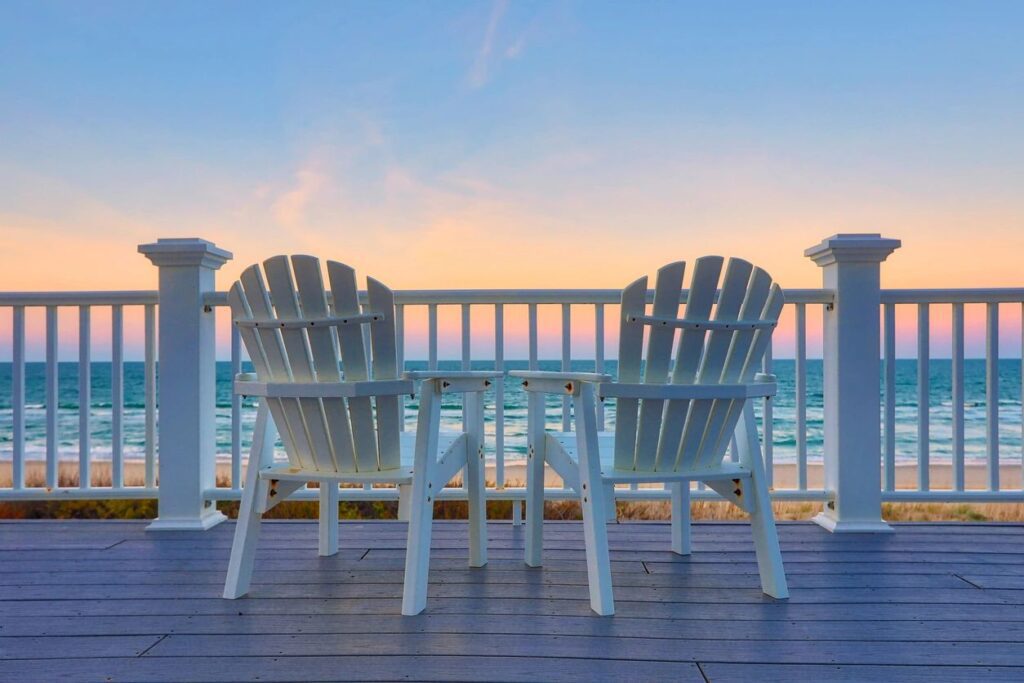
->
[139, 238, 233, 531]
[806, 234, 900, 533]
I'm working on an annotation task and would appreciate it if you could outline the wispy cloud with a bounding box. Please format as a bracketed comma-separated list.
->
[272, 168, 327, 229]
[467, 0, 509, 88]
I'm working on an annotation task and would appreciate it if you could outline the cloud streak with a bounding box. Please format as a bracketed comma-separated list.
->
[467, 0, 509, 88]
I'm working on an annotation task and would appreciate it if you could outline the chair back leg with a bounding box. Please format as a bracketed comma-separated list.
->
[318, 484, 340, 557]
[575, 384, 615, 616]
[737, 402, 789, 599]
[603, 482, 617, 522]
[670, 482, 692, 555]
[397, 483, 412, 521]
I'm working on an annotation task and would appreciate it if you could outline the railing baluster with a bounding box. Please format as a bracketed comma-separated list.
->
[952, 303, 965, 491]
[528, 303, 539, 488]
[428, 304, 438, 371]
[761, 340, 774, 484]
[494, 303, 505, 489]
[986, 302, 999, 491]
[883, 303, 896, 493]
[917, 303, 929, 491]
[11, 306, 25, 490]
[795, 303, 807, 491]
[111, 305, 124, 490]
[461, 303, 471, 492]
[46, 305, 59, 489]
[561, 303, 571, 432]
[230, 323, 242, 490]
[595, 304, 605, 431]
[396, 304, 405, 431]
[528, 304, 538, 371]
[78, 306, 91, 489]
[144, 304, 157, 489]
[461, 304, 471, 371]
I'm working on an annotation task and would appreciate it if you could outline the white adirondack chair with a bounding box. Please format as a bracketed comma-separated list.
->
[511, 257, 788, 615]
[222, 255, 497, 616]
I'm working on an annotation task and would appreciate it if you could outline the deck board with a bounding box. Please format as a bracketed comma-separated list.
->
[0, 520, 1021, 682]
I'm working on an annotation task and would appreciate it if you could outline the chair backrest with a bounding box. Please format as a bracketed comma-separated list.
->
[613, 257, 784, 473]
[229, 255, 402, 474]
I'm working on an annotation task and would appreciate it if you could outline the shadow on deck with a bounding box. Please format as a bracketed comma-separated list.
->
[0, 520, 1023, 682]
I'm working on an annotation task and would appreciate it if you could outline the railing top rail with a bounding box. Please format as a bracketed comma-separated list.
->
[880, 288, 1024, 304]
[0, 291, 158, 306]
[5, 288, 1023, 308]
[203, 288, 836, 307]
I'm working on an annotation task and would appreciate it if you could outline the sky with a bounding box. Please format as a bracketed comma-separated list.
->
[1, 1, 1023, 359]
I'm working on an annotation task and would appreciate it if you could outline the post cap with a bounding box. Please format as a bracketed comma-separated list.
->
[805, 233, 901, 267]
[138, 238, 232, 269]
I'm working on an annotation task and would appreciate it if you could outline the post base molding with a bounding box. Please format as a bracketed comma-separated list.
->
[147, 510, 228, 532]
[812, 512, 893, 534]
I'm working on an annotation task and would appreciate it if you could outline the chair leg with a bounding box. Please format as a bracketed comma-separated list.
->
[524, 392, 545, 567]
[670, 482, 691, 556]
[575, 384, 614, 616]
[397, 483, 412, 521]
[402, 379, 441, 616]
[223, 478, 268, 599]
[318, 484, 339, 557]
[465, 392, 488, 568]
[604, 482, 617, 523]
[402, 486, 435, 615]
[224, 403, 274, 600]
[737, 402, 789, 599]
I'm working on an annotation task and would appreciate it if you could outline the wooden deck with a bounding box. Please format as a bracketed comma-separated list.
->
[0, 520, 1023, 682]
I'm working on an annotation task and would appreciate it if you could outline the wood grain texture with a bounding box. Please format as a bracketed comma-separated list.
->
[0, 520, 1022, 682]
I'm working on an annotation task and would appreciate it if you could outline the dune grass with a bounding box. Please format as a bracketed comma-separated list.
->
[0, 461, 1021, 522]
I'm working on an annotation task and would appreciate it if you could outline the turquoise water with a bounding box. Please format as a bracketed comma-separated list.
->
[0, 359, 1020, 464]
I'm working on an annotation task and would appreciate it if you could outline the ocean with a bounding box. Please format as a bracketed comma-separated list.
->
[0, 359, 1021, 465]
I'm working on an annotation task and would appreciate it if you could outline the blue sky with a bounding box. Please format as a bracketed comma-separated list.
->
[1, 1, 1023, 358]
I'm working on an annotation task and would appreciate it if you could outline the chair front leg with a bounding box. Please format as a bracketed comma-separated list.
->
[524, 391, 546, 567]
[318, 483, 339, 557]
[224, 401, 275, 599]
[402, 379, 441, 616]
[737, 401, 788, 599]
[574, 383, 615, 616]
[465, 391, 488, 568]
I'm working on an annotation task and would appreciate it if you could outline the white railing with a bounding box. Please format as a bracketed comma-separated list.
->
[201, 287, 834, 505]
[879, 289, 1024, 502]
[1, 234, 1022, 531]
[0, 291, 158, 499]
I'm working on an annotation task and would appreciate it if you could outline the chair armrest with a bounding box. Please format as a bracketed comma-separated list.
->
[235, 379, 414, 399]
[597, 382, 777, 401]
[402, 371, 502, 393]
[508, 370, 612, 383]
[509, 370, 612, 395]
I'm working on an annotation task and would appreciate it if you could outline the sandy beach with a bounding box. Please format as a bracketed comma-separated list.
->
[2, 458, 1020, 495]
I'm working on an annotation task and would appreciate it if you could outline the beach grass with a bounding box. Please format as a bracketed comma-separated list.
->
[1, 460, 1022, 522]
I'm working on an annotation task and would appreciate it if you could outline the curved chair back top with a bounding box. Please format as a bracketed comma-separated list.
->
[229, 255, 402, 473]
[614, 257, 784, 473]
